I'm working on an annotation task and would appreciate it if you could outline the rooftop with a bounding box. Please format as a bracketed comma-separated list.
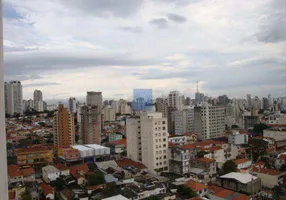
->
[233, 158, 251, 165]
[42, 165, 60, 173]
[40, 183, 54, 196]
[184, 181, 208, 192]
[220, 172, 258, 184]
[102, 194, 129, 200]
[109, 139, 127, 146]
[116, 158, 147, 170]
[209, 185, 251, 200]
[253, 168, 284, 176]
[196, 157, 215, 163]
[69, 163, 89, 176]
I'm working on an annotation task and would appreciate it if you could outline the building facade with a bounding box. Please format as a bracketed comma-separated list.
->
[173, 108, 194, 135]
[103, 106, 115, 121]
[86, 91, 102, 108]
[68, 97, 77, 113]
[6, 81, 23, 115]
[168, 91, 183, 111]
[53, 104, 75, 147]
[127, 112, 169, 174]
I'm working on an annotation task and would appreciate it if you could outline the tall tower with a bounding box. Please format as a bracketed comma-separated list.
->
[33, 89, 43, 102]
[53, 104, 75, 147]
[86, 91, 102, 108]
[6, 81, 23, 115]
[0, 0, 9, 198]
[68, 97, 77, 113]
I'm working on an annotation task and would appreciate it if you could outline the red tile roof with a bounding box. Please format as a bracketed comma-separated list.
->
[14, 145, 51, 154]
[41, 183, 54, 196]
[86, 184, 105, 191]
[253, 168, 283, 176]
[70, 163, 89, 176]
[54, 164, 69, 171]
[196, 157, 215, 163]
[198, 146, 222, 152]
[234, 158, 251, 165]
[8, 165, 23, 177]
[182, 144, 196, 150]
[184, 181, 208, 192]
[21, 167, 35, 177]
[209, 186, 250, 200]
[116, 158, 147, 169]
[108, 139, 127, 147]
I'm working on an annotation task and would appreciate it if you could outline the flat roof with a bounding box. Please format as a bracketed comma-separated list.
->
[102, 195, 129, 200]
[42, 165, 59, 173]
[71, 145, 92, 151]
[85, 144, 109, 149]
[220, 172, 257, 184]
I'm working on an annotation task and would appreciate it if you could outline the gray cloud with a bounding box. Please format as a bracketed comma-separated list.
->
[4, 51, 160, 77]
[154, 0, 203, 5]
[23, 82, 60, 88]
[149, 18, 169, 29]
[4, 74, 43, 82]
[167, 13, 187, 23]
[117, 26, 143, 33]
[58, 0, 144, 18]
[256, 0, 286, 43]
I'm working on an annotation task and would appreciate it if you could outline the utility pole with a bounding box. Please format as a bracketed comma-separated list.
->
[0, 0, 9, 199]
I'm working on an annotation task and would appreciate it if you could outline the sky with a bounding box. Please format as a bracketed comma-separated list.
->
[3, 0, 286, 102]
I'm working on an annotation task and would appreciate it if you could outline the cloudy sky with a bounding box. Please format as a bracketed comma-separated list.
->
[3, 0, 286, 102]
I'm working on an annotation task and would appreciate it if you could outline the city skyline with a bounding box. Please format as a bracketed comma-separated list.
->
[3, 0, 286, 100]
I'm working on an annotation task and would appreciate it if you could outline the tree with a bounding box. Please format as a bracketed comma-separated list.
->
[222, 160, 237, 174]
[87, 172, 105, 186]
[253, 123, 270, 134]
[231, 125, 239, 129]
[197, 151, 207, 158]
[280, 164, 286, 172]
[54, 177, 66, 190]
[177, 185, 197, 198]
[22, 192, 32, 200]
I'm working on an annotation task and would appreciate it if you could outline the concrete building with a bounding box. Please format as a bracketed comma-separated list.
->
[246, 94, 251, 109]
[155, 97, 168, 118]
[42, 165, 60, 183]
[233, 158, 252, 170]
[263, 128, 286, 141]
[168, 91, 183, 111]
[253, 168, 285, 189]
[173, 108, 194, 135]
[35, 100, 44, 112]
[6, 81, 23, 115]
[0, 3, 8, 196]
[80, 106, 102, 144]
[53, 104, 75, 147]
[194, 103, 226, 140]
[86, 91, 102, 108]
[103, 105, 115, 121]
[68, 97, 77, 113]
[4, 81, 8, 114]
[168, 145, 191, 175]
[33, 89, 43, 102]
[268, 113, 286, 125]
[244, 116, 258, 129]
[126, 112, 169, 174]
[111, 100, 120, 114]
[228, 130, 248, 145]
[262, 97, 269, 110]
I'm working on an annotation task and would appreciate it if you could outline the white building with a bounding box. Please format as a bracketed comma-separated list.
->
[68, 97, 77, 113]
[194, 103, 226, 140]
[35, 100, 44, 112]
[111, 100, 120, 114]
[42, 165, 60, 183]
[264, 128, 286, 141]
[103, 105, 115, 121]
[168, 91, 183, 111]
[173, 108, 194, 135]
[228, 130, 248, 145]
[246, 94, 251, 109]
[126, 112, 169, 174]
[268, 113, 286, 125]
[34, 89, 43, 102]
[86, 91, 102, 108]
[233, 158, 252, 170]
[6, 81, 23, 115]
[71, 144, 110, 158]
[120, 102, 132, 115]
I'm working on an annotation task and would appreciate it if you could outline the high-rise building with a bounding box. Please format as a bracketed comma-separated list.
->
[126, 112, 169, 174]
[217, 95, 230, 106]
[173, 108, 194, 135]
[262, 97, 269, 110]
[53, 104, 75, 147]
[246, 94, 251, 109]
[194, 103, 226, 140]
[268, 94, 273, 107]
[80, 106, 102, 144]
[4, 82, 7, 114]
[168, 91, 183, 111]
[185, 97, 191, 106]
[68, 97, 77, 113]
[35, 101, 44, 112]
[155, 97, 168, 118]
[86, 91, 102, 108]
[111, 100, 120, 114]
[6, 81, 23, 115]
[103, 106, 115, 121]
[0, 2, 9, 196]
[33, 89, 43, 102]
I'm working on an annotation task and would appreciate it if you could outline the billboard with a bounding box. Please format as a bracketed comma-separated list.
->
[133, 89, 153, 111]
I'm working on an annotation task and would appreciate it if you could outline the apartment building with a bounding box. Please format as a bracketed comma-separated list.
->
[68, 97, 77, 113]
[168, 91, 184, 111]
[86, 91, 102, 108]
[194, 103, 226, 140]
[53, 104, 75, 147]
[126, 112, 169, 174]
[14, 145, 53, 166]
[80, 105, 102, 144]
[155, 97, 168, 118]
[168, 145, 191, 175]
[103, 105, 115, 121]
[6, 81, 23, 115]
[173, 108, 194, 135]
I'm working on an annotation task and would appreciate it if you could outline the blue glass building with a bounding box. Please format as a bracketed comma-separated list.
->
[133, 89, 153, 111]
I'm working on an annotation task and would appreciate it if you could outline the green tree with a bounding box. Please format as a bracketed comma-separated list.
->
[177, 185, 197, 198]
[253, 123, 270, 134]
[231, 125, 239, 129]
[54, 177, 66, 190]
[197, 151, 207, 158]
[280, 164, 286, 172]
[87, 172, 105, 186]
[222, 160, 237, 174]
[22, 192, 32, 200]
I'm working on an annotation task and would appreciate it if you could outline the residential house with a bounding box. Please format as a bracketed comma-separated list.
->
[8, 165, 23, 185]
[275, 153, 286, 169]
[41, 183, 54, 200]
[22, 167, 35, 182]
[253, 168, 286, 189]
[208, 185, 251, 200]
[54, 164, 70, 176]
[70, 163, 90, 185]
[42, 165, 61, 183]
[25, 181, 41, 200]
[190, 157, 217, 182]
[217, 172, 261, 195]
[199, 146, 226, 169]
[57, 147, 81, 162]
[168, 135, 186, 145]
[107, 139, 127, 154]
[184, 133, 198, 144]
[59, 188, 74, 200]
[184, 181, 208, 197]
[233, 158, 252, 170]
